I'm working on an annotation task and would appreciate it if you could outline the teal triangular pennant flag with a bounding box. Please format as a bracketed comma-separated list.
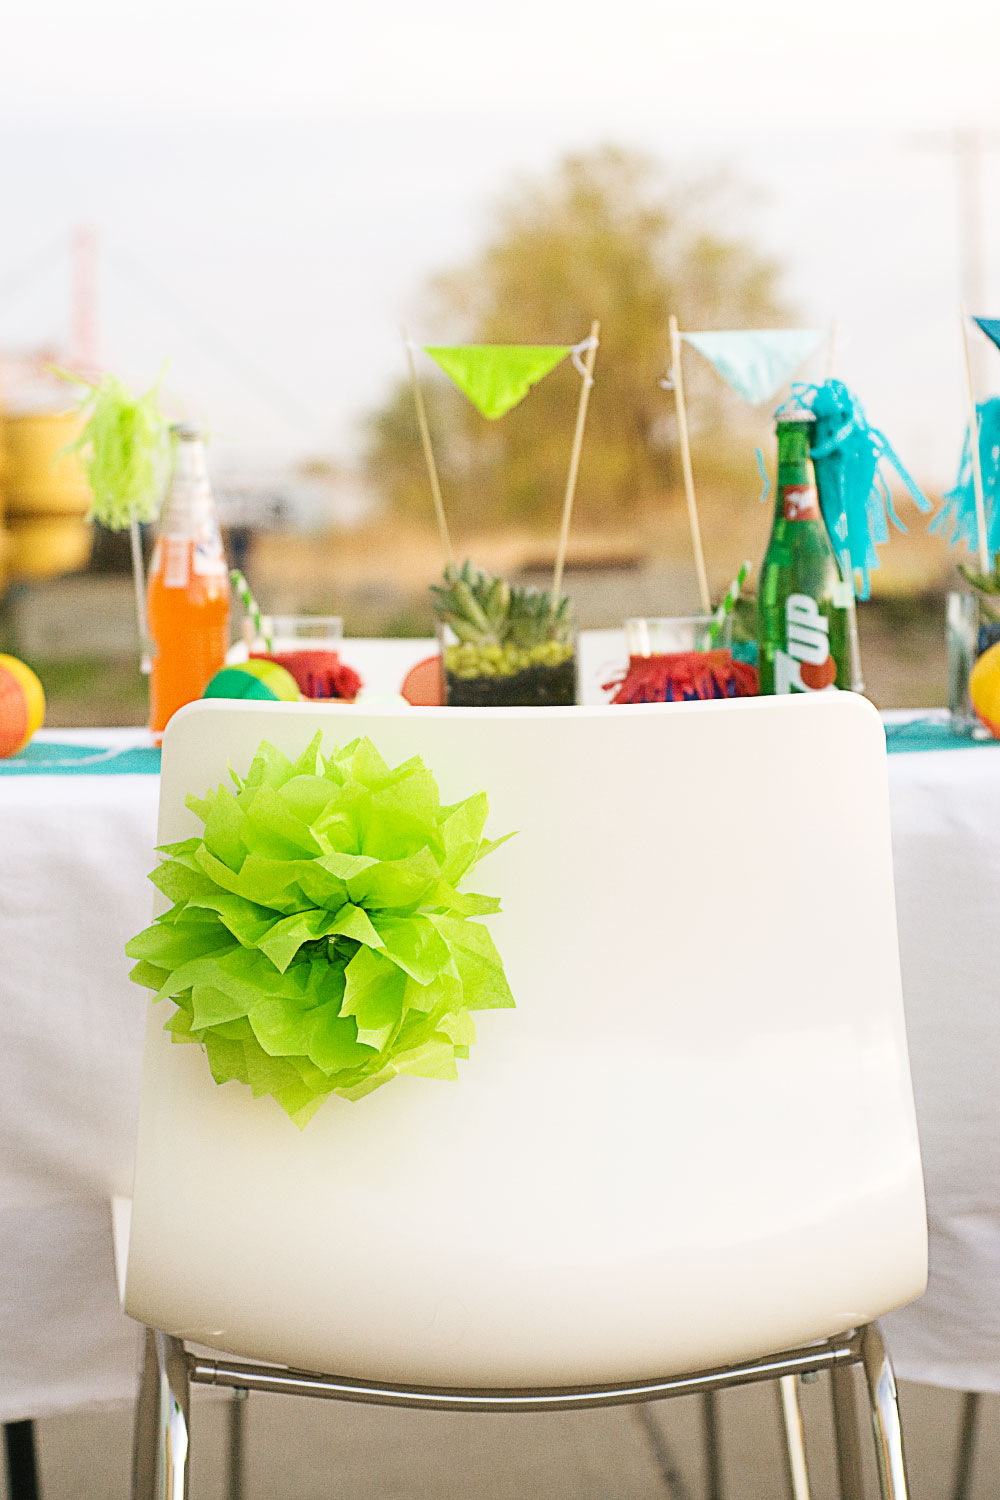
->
[424, 345, 571, 419]
[972, 317, 1000, 354]
[681, 329, 828, 405]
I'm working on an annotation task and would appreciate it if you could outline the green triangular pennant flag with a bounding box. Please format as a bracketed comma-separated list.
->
[424, 345, 572, 419]
[680, 329, 827, 405]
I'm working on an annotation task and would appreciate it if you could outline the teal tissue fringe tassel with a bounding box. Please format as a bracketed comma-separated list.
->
[788, 380, 930, 601]
[932, 397, 1000, 568]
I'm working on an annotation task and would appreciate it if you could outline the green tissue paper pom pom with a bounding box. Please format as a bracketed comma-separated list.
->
[126, 733, 516, 1127]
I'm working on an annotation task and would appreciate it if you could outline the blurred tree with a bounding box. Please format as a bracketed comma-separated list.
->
[363, 145, 791, 533]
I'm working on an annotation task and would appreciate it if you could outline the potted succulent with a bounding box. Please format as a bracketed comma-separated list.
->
[403, 325, 600, 710]
[431, 561, 575, 707]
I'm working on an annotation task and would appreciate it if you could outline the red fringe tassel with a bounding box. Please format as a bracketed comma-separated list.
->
[605, 649, 759, 705]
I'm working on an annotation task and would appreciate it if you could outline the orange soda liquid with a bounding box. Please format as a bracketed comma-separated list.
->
[147, 538, 230, 736]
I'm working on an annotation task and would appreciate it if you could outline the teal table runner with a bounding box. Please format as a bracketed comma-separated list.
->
[0, 714, 995, 773]
[883, 717, 1000, 755]
[0, 740, 161, 775]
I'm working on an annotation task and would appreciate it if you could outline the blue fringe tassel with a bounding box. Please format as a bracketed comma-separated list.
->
[788, 381, 930, 601]
[931, 398, 1000, 567]
[755, 446, 771, 505]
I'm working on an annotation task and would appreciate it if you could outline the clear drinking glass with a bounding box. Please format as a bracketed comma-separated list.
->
[947, 594, 1000, 735]
[611, 613, 753, 704]
[243, 615, 349, 700]
[947, 591, 1000, 734]
[243, 615, 343, 652]
[947, 592, 979, 730]
[624, 615, 732, 656]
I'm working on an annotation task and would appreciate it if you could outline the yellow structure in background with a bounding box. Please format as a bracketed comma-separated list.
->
[0, 458, 6, 596]
[0, 410, 92, 586]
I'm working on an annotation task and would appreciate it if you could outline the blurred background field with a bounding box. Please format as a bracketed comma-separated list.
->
[0, 501, 953, 726]
[0, 82, 995, 726]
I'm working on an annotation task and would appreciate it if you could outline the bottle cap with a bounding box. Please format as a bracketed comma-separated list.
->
[170, 422, 201, 442]
[773, 397, 815, 425]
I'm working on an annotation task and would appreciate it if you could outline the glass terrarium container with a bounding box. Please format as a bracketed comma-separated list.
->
[432, 562, 576, 708]
[946, 590, 1000, 734]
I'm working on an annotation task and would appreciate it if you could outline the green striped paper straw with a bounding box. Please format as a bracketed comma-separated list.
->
[229, 569, 271, 651]
[708, 561, 751, 646]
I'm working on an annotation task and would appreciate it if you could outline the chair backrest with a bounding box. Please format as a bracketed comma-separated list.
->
[124, 694, 926, 1389]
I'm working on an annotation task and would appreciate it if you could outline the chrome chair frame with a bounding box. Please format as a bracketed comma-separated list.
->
[134, 1322, 907, 1500]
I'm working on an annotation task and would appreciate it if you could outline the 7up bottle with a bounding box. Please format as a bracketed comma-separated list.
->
[757, 407, 852, 694]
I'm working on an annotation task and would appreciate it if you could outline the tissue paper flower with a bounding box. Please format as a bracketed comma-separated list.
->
[127, 732, 515, 1127]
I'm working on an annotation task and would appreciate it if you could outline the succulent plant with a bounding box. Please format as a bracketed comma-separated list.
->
[431, 561, 572, 650]
[960, 563, 1000, 622]
[431, 561, 575, 694]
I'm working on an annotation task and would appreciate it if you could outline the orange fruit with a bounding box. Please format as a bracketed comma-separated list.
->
[0, 654, 45, 757]
[969, 641, 1000, 736]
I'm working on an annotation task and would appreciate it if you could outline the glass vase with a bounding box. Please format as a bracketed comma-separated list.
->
[438, 625, 577, 707]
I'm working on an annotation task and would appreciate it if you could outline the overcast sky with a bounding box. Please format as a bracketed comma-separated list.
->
[2, 0, 1000, 486]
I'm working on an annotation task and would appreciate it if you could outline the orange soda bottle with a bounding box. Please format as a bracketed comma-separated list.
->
[147, 425, 230, 737]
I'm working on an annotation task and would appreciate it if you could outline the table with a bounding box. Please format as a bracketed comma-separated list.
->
[3, 662, 1000, 1421]
[879, 720, 1000, 1391]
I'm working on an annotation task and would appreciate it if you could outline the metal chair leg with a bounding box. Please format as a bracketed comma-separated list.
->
[133, 1329, 161, 1499]
[830, 1363, 865, 1500]
[777, 1376, 811, 1500]
[226, 1387, 248, 1500]
[630, 1402, 692, 1500]
[859, 1323, 910, 1500]
[132, 1329, 191, 1500]
[951, 1391, 980, 1500]
[4, 1421, 41, 1500]
[700, 1389, 723, 1500]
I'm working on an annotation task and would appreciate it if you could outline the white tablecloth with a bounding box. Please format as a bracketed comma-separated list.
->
[2, 669, 1000, 1420]
[880, 732, 1000, 1390]
[1, 733, 155, 1421]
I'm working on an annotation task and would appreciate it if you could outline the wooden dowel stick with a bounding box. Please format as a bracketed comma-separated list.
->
[552, 320, 600, 603]
[402, 326, 455, 569]
[825, 317, 839, 382]
[668, 314, 712, 614]
[129, 514, 152, 674]
[823, 315, 861, 688]
[820, 316, 863, 688]
[960, 305, 991, 573]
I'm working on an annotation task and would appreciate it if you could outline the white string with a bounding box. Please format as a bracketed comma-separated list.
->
[411, 336, 599, 385]
[6, 744, 152, 772]
[570, 334, 599, 383]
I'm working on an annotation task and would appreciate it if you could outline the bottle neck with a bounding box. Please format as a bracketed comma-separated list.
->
[773, 420, 820, 523]
[159, 437, 216, 537]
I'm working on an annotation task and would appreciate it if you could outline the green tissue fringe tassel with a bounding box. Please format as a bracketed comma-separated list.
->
[60, 371, 172, 530]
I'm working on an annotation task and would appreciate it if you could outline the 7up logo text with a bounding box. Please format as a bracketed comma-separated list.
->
[774, 593, 838, 693]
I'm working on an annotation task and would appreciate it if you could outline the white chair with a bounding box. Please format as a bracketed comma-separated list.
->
[120, 694, 927, 1500]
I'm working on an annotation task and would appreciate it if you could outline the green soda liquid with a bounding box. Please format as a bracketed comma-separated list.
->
[757, 415, 851, 695]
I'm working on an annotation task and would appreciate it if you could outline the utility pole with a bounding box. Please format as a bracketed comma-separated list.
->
[914, 128, 999, 387]
[71, 223, 98, 373]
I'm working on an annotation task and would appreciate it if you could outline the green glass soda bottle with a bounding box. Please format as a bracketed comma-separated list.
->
[757, 406, 852, 695]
